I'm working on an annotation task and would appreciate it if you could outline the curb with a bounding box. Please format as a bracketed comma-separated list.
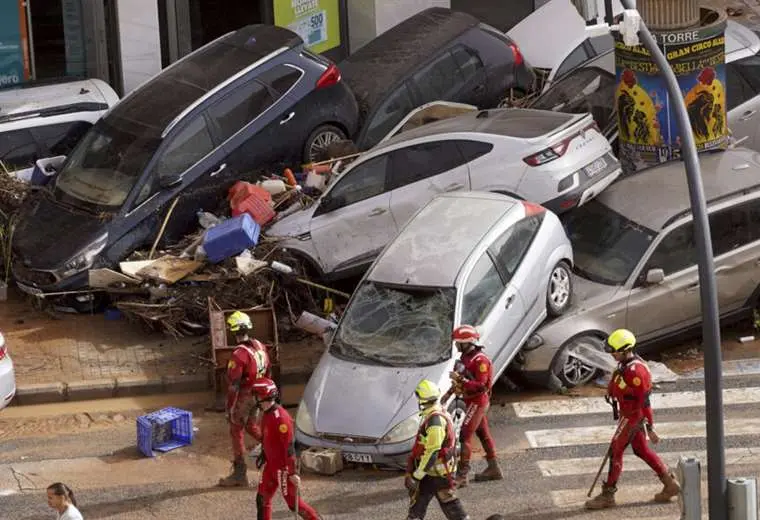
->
[10, 370, 312, 407]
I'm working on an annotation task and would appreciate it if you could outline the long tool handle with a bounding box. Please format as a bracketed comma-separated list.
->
[587, 447, 612, 497]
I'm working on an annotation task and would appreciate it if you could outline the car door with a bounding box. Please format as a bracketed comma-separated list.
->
[309, 154, 396, 275]
[360, 83, 417, 150]
[387, 140, 471, 227]
[624, 221, 702, 341]
[450, 45, 488, 107]
[459, 251, 525, 375]
[727, 60, 760, 150]
[409, 49, 472, 108]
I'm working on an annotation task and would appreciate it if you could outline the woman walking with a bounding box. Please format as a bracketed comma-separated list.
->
[47, 483, 83, 520]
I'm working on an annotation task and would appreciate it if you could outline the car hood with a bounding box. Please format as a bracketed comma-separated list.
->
[304, 353, 449, 439]
[12, 193, 107, 270]
[266, 205, 316, 238]
[563, 273, 622, 316]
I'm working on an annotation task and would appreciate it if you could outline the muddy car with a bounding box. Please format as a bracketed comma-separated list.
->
[11, 24, 358, 304]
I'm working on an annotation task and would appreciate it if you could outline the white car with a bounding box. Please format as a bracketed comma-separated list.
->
[0, 78, 119, 174]
[267, 107, 620, 280]
[0, 332, 16, 411]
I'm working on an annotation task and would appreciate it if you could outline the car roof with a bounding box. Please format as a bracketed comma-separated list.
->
[725, 20, 760, 60]
[339, 8, 480, 121]
[0, 78, 118, 124]
[367, 192, 518, 287]
[110, 24, 301, 136]
[596, 148, 760, 230]
[373, 108, 578, 151]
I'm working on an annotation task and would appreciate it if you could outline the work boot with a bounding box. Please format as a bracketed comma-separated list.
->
[473, 458, 504, 482]
[654, 471, 681, 502]
[455, 462, 470, 488]
[218, 456, 250, 487]
[585, 483, 617, 510]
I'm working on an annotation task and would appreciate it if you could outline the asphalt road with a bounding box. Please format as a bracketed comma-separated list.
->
[2, 370, 760, 520]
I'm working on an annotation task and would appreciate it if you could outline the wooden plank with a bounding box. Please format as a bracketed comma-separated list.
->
[119, 260, 156, 279]
[88, 268, 141, 288]
[136, 255, 203, 284]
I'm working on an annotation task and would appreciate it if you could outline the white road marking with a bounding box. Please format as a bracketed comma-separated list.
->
[512, 387, 760, 418]
[525, 418, 760, 448]
[537, 447, 760, 476]
[0, 489, 18, 496]
[552, 482, 707, 508]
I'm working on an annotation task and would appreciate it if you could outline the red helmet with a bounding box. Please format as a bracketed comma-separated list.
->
[452, 324, 480, 344]
[252, 377, 278, 401]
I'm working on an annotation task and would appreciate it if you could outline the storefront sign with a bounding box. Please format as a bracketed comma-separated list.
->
[274, 0, 341, 54]
[0, 0, 30, 87]
[614, 14, 728, 173]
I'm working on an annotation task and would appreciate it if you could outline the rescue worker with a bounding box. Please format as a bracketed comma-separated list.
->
[585, 328, 681, 509]
[448, 325, 502, 487]
[405, 379, 470, 520]
[218, 311, 271, 487]
[250, 378, 322, 520]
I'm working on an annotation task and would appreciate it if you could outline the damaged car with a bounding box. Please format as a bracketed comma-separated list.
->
[11, 24, 358, 302]
[294, 192, 573, 466]
[268, 107, 619, 281]
[520, 148, 760, 390]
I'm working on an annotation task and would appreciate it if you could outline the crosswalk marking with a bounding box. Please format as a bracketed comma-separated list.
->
[537, 447, 760, 476]
[0, 489, 18, 496]
[551, 481, 710, 509]
[525, 418, 760, 448]
[512, 386, 760, 418]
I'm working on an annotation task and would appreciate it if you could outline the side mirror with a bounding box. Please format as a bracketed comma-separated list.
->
[159, 173, 182, 189]
[645, 268, 665, 285]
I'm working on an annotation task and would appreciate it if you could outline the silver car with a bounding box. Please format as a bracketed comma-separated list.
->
[294, 192, 573, 466]
[519, 148, 760, 390]
[268, 107, 618, 281]
[0, 331, 16, 411]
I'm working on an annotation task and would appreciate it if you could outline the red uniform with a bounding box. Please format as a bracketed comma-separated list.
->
[458, 348, 497, 465]
[605, 356, 667, 486]
[226, 339, 270, 458]
[255, 404, 320, 520]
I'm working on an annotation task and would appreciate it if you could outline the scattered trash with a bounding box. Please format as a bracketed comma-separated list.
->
[203, 213, 261, 263]
[301, 447, 343, 475]
[136, 256, 203, 285]
[197, 210, 222, 229]
[295, 311, 337, 336]
[137, 407, 193, 457]
[739, 335, 755, 343]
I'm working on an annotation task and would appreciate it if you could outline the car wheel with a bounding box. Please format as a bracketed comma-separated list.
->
[304, 124, 347, 163]
[555, 335, 605, 388]
[547, 261, 572, 317]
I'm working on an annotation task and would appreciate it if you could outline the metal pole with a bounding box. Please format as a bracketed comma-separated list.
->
[616, 1, 727, 517]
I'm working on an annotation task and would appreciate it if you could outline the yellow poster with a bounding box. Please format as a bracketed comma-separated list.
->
[273, 0, 341, 54]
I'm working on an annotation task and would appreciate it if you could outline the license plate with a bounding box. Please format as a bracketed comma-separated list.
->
[343, 452, 372, 464]
[16, 282, 43, 296]
[584, 157, 608, 177]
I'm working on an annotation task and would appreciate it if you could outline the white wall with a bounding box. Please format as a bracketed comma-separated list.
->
[116, 0, 162, 94]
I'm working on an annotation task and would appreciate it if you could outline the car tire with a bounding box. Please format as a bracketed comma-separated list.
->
[554, 335, 605, 388]
[303, 124, 347, 163]
[547, 260, 572, 317]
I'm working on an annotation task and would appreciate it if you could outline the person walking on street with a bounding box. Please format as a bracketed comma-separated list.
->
[250, 378, 322, 520]
[219, 311, 272, 487]
[47, 483, 83, 520]
[405, 379, 470, 520]
[585, 328, 681, 509]
[448, 325, 502, 488]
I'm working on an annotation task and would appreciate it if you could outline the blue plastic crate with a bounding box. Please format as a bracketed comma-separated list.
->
[203, 213, 261, 263]
[137, 407, 193, 457]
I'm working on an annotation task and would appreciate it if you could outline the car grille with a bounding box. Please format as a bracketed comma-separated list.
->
[320, 433, 378, 445]
[11, 259, 57, 287]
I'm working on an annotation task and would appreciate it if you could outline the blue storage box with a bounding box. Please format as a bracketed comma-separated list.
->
[203, 213, 261, 263]
[137, 407, 193, 457]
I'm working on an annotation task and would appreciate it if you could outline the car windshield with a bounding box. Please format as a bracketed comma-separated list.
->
[331, 282, 456, 367]
[54, 116, 161, 211]
[561, 200, 656, 285]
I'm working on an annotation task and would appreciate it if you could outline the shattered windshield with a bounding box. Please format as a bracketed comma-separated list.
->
[54, 116, 161, 210]
[561, 200, 656, 285]
[331, 282, 456, 367]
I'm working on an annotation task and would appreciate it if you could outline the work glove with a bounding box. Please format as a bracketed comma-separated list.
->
[405, 475, 419, 494]
[646, 423, 660, 444]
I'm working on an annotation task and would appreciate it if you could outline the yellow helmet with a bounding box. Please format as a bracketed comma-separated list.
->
[415, 379, 441, 409]
[227, 311, 252, 333]
[606, 328, 636, 353]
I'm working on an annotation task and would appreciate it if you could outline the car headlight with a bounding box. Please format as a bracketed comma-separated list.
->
[58, 233, 108, 278]
[295, 400, 317, 436]
[382, 414, 420, 444]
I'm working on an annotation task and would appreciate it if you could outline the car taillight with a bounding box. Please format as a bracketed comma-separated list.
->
[316, 63, 341, 89]
[522, 201, 546, 216]
[509, 43, 524, 67]
[523, 119, 599, 167]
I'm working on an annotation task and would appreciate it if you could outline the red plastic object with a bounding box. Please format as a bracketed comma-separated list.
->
[228, 181, 271, 207]
[231, 193, 275, 226]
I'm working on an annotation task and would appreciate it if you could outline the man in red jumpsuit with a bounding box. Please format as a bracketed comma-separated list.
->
[448, 324, 502, 487]
[250, 378, 322, 520]
[586, 328, 681, 509]
[219, 311, 272, 487]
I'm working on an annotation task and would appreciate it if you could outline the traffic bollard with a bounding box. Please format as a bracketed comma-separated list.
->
[728, 478, 757, 520]
[677, 456, 702, 520]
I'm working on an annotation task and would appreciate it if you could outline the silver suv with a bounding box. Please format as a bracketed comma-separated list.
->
[520, 147, 760, 390]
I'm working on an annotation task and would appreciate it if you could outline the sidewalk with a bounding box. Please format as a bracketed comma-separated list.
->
[2, 288, 324, 406]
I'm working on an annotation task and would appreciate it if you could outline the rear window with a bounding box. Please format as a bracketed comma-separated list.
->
[481, 109, 574, 138]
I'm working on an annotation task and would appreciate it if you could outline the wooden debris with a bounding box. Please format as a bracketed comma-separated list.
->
[136, 255, 203, 285]
[88, 268, 141, 288]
